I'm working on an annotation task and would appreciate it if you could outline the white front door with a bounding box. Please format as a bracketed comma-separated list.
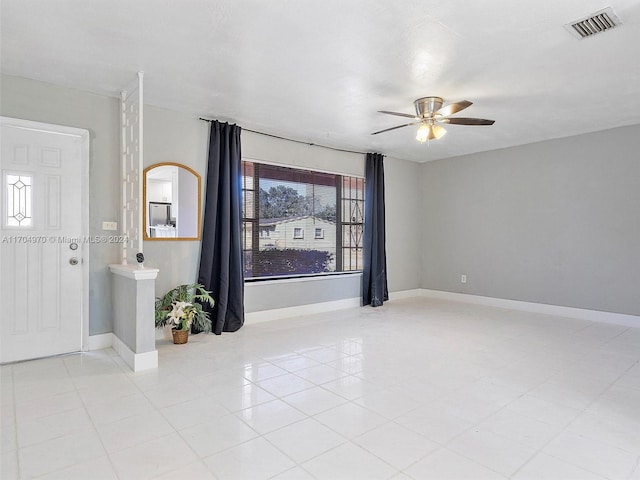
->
[1, 117, 89, 363]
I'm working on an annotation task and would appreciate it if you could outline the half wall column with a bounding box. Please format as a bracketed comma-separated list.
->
[111, 72, 158, 371]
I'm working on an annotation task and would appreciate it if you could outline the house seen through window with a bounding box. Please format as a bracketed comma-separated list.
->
[241, 161, 364, 279]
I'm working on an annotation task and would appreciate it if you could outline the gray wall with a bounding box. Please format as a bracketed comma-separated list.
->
[245, 275, 362, 312]
[385, 156, 422, 293]
[1, 75, 121, 335]
[0, 76, 212, 333]
[420, 125, 640, 316]
[5, 73, 637, 328]
[142, 109, 424, 313]
[241, 134, 422, 311]
[141, 106, 208, 297]
[111, 273, 156, 353]
[1, 74, 422, 335]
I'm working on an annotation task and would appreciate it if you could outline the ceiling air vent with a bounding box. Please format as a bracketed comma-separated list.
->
[565, 7, 622, 39]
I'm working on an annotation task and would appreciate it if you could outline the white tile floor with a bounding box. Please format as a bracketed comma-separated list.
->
[1, 297, 640, 479]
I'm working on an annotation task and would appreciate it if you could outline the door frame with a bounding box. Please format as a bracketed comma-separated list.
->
[1, 116, 90, 354]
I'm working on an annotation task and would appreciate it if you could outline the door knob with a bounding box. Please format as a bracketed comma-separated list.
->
[69, 257, 79, 266]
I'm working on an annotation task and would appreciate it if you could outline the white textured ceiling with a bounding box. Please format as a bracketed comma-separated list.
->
[2, 0, 640, 162]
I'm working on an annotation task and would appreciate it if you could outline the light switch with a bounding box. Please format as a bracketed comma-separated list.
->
[102, 221, 118, 231]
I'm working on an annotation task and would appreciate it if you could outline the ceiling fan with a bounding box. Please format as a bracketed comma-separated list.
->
[372, 96, 495, 142]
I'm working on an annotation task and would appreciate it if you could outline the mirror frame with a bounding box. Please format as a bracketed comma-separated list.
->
[143, 162, 202, 241]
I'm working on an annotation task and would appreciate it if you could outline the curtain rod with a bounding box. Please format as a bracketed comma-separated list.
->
[199, 117, 375, 156]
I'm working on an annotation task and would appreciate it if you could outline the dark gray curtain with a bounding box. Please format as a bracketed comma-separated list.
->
[363, 152, 389, 307]
[197, 121, 244, 334]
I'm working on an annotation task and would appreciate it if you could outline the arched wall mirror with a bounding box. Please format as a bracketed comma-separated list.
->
[143, 163, 201, 241]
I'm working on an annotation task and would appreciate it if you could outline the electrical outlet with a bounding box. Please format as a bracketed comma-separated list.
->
[461, 274, 467, 284]
[102, 221, 118, 231]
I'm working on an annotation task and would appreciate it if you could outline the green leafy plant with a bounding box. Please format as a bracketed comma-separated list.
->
[155, 284, 214, 333]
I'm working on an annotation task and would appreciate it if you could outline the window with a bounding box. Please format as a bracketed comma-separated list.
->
[6, 174, 33, 227]
[241, 161, 364, 279]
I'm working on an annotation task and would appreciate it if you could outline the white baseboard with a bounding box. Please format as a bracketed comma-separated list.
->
[246, 297, 361, 324]
[111, 335, 158, 372]
[87, 333, 113, 351]
[420, 289, 640, 328]
[244, 289, 433, 324]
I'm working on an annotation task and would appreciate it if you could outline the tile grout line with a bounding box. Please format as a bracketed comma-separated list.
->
[20, 354, 124, 480]
[237, 367, 406, 478]
[233, 371, 355, 473]
[66, 352, 124, 480]
[9, 299, 640, 479]
[508, 355, 640, 479]
[138, 369, 224, 479]
[392, 352, 574, 478]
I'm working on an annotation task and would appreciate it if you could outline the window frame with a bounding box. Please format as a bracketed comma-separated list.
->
[241, 159, 364, 281]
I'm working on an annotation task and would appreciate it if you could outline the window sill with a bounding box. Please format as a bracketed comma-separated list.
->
[245, 271, 362, 286]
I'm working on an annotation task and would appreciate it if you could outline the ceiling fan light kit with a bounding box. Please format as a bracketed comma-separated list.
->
[372, 96, 495, 143]
[416, 123, 431, 142]
[416, 122, 446, 143]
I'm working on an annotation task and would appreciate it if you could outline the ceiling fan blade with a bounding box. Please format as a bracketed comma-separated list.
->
[435, 100, 472, 117]
[439, 117, 495, 125]
[378, 110, 418, 119]
[371, 121, 421, 135]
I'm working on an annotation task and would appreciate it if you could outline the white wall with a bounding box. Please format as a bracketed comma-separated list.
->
[420, 125, 640, 316]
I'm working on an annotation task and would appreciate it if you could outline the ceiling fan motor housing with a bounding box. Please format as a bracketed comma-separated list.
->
[415, 96, 444, 118]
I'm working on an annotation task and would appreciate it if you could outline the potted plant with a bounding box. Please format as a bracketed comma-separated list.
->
[155, 284, 214, 343]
